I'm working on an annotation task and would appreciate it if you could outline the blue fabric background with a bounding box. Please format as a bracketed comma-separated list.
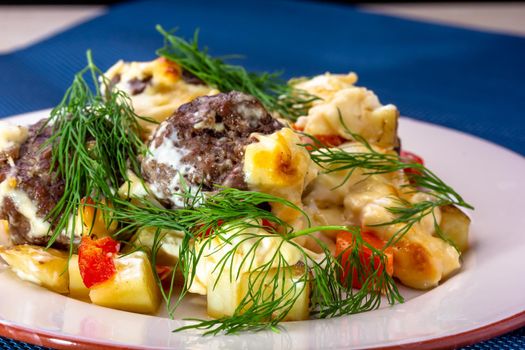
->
[0, 0, 524, 154]
[0, 1, 523, 349]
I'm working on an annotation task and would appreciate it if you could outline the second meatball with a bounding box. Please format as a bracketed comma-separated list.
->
[141, 91, 283, 207]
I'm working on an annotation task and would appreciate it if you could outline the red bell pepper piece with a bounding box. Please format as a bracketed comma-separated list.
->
[292, 123, 346, 149]
[335, 231, 394, 289]
[78, 236, 120, 288]
[400, 150, 424, 178]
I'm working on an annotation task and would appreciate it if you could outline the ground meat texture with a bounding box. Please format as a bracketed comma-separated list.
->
[141, 91, 283, 207]
[0, 120, 65, 245]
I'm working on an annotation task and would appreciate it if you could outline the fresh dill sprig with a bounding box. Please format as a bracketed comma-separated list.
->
[108, 187, 403, 335]
[155, 25, 318, 121]
[377, 198, 459, 249]
[301, 110, 473, 250]
[304, 134, 472, 210]
[43, 50, 151, 247]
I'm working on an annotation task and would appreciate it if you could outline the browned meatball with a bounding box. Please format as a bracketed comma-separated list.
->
[0, 120, 65, 245]
[141, 91, 283, 207]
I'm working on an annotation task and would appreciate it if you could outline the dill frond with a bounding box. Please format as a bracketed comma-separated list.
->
[155, 25, 318, 121]
[107, 187, 403, 335]
[301, 111, 473, 251]
[43, 50, 152, 247]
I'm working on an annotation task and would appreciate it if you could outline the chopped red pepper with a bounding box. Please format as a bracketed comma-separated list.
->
[78, 236, 120, 288]
[201, 219, 224, 237]
[400, 150, 425, 178]
[155, 265, 174, 290]
[290, 123, 303, 132]
[292, 123, 347, 149]
[300, 134, 347, 151]
[261, 219, 275, 230]
[335, 231, 394, 289]
[155, 265, 173, 279]
[315, 135, 346, 148]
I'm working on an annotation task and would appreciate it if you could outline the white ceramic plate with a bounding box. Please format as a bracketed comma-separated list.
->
[0, 109, 524, 350]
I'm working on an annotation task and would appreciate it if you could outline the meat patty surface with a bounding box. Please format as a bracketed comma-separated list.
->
[141, 91, 283, 207]
[0, 120, 65, 245]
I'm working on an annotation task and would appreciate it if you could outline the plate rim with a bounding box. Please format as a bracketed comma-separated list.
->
[1, 311, 524, 350]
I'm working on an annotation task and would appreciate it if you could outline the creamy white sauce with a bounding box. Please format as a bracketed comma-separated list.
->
[0, 122, 28, 154]
[147, 127, 199, 207]
[0, 179, 50, 238]
[114, 251, 148, 280]
[235, 103, 265, 124]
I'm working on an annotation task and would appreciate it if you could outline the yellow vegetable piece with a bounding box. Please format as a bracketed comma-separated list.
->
[79, 197, 117, 238]
[0, 219, 10, 246]
[68, 254, 90, 299]
[294, 73, 399, 150]
[7, 177, 16, 188]
[439, 205, 471, 253]
[207, 264, 310, 321]
[117, 170, 163, 208]
[0, 245, 69, 294]
[125, 226, 184, 266]
[89, 251, 161, 314]
[244, 128, 315, 224]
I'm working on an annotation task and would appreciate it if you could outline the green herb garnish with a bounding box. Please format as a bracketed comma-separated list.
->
[156, 25, 318, 121]
[301, 111, 473, 251]
[38, 31, 470, 337]
[43, 50, 151, 248]
[108, 186, 403, 335]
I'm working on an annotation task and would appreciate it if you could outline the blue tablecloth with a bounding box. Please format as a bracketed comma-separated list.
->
[0, 1, 523, 349]
[0, 0, 524, 155]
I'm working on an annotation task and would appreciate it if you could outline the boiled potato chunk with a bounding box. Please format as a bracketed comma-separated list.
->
[393, 240, 442, 290]
[79, 198, 117, 238]
[393, 232, 460, 290]
[89, 251, 161, 314]
[117, 170, 163, 208]
[125, 226, 184, 266]
[439, 205, 471, 252]
[243, 128, 315, 224]
[0, 245, 69, 293]
[207, 272, 243, 318]
[68, 254, 90, 299]
[207, 264, 310, 321]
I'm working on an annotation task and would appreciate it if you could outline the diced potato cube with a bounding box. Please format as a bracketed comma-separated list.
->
[0, 245, 69, 293]
[117, 170, 163, 208]
[68, 254, 90, 299]
[248, 264, 310, 321]
[89, 251, 161, 314]
[207, 272, 243, 319]
[439, 205, 471, 252]
[207, 264, 310, 321]
[393, 239, 442, 289]
[125, 226, 184, 266]
[79, 198, 117, 238]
